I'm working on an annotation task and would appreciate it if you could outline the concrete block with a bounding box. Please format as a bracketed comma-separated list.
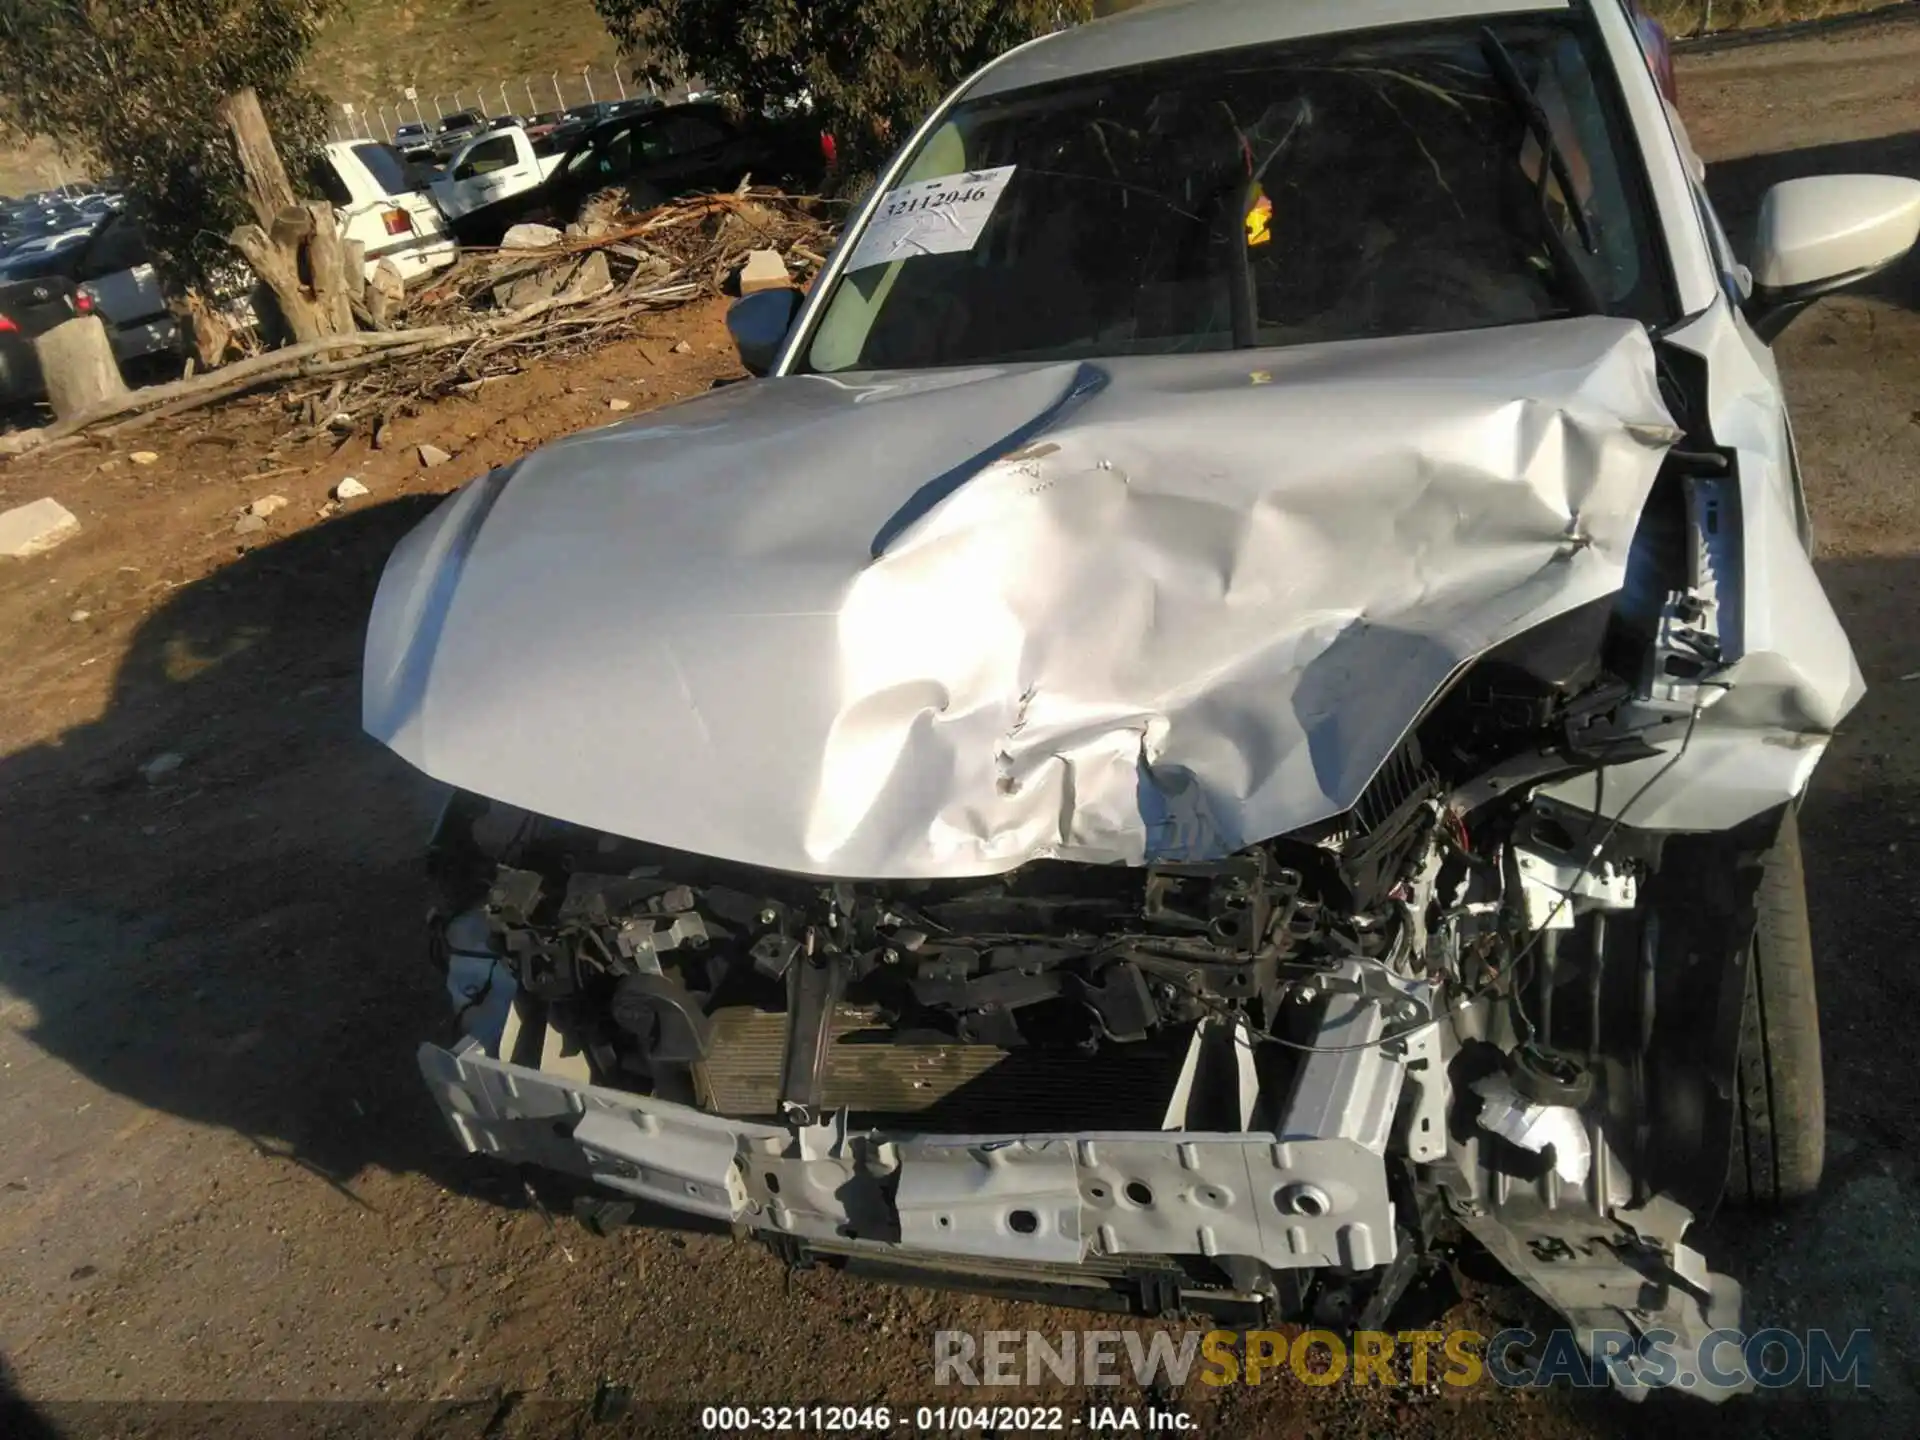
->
[0, 497, 80, 559]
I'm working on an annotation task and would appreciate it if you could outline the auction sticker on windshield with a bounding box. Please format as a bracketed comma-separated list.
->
[845, 166, 1016, 273]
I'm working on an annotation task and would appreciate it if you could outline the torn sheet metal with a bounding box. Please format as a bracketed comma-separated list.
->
[365, 317, 1684, 880]
[1540, 301, 1864, 829]
[1472, 1072, 1592, 1187]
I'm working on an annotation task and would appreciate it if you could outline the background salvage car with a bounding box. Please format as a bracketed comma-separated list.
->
[446, 100, 833, 244]
[362, 0, 1920, 1402]
[0, 208, 182, 398]
[312, 140, 459, 284]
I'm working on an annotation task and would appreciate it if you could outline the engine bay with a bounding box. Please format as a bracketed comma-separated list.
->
[425, 571, 1664, 1146]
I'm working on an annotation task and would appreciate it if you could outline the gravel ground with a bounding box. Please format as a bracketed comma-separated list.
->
[3, 18, 1919, 1440]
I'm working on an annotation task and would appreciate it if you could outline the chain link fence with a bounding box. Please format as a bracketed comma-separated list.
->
[326, 65, 706, 145]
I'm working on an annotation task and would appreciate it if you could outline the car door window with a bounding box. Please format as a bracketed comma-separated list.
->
[633, 114, 731, 169]
[657, 114, 731, 158]
[456, 135, 519, 179]
[630, 120, 674, 167]
[78, 216, 148, 280]
[597, 127, 638, 177]
[564, 126, 632, 179]
[1689, 176, 1750, 308]
[308, 158, 354, 208]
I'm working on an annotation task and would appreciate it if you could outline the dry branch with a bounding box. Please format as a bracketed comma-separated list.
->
[2, 188, 847, 460]
[1, 328, 456, 455]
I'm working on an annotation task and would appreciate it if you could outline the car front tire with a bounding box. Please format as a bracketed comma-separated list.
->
[1726, 807, 1825, 1206]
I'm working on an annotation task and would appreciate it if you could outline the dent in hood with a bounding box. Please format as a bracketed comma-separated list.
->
[365, 318, 1684, 879]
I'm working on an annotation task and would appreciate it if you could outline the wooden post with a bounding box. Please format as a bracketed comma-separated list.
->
[220, 88, 298, 232]
[35, 316, 130, 420]
[306, 201, 354, 335]
[220, 86, 358, 345]
[342, 240, 367, 303]
[229, 219, 325, 342]
[365, 258, 404, 330]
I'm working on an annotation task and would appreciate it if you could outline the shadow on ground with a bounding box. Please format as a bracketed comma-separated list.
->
[1708, 128, 1920, 312]
[0, 494, 727, 1233]
[1696, 552, 1920, 1431]
[0, 497, 516, 1200]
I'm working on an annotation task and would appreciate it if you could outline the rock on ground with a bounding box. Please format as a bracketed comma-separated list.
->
[0, 497, 81, 559]
[138, 752, 184, 783]
[501, 223, 565, 251]
[739, 249, 790, 295]
[492, 267, 563, 313]
[563, 250, 613, 301]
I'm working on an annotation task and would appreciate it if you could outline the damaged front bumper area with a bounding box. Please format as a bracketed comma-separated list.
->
[420, 994, 1402, 1289]
[417, 779, 1765, 1401]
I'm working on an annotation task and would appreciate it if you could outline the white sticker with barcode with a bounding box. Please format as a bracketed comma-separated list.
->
[844, 166, 1016, 273]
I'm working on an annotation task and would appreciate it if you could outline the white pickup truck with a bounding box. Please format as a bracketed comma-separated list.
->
[428, 126, 566, 235]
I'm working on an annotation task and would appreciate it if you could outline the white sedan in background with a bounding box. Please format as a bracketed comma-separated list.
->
[314, 141, 458, 284]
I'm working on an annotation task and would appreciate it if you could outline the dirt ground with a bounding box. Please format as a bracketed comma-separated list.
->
[3, 19, 1920, 1440]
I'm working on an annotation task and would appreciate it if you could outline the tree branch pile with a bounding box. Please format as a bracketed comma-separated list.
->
[0, 188, 841, 460]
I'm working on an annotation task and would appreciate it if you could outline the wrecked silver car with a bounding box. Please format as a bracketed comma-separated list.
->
[363, 0, 1920, 1400]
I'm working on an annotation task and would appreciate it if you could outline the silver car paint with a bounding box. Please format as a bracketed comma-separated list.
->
[371, 316, 1723, 881]
[363, 0, 1862, 876]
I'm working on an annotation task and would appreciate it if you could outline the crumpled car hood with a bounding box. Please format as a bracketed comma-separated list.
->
[364, 317, 1683, 879]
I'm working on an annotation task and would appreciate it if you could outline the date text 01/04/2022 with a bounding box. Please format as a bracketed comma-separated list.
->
[697, 1404, 1197, 1432]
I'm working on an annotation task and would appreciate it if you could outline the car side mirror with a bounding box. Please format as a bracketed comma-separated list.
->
[726, 287, 800, 377]
[1746, 174, 1920, 342]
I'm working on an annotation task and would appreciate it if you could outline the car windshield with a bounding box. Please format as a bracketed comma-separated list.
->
[804, 16, 1667, 374]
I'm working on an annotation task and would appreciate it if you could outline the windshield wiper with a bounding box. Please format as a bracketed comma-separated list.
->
[1478, 28, 1605, 317]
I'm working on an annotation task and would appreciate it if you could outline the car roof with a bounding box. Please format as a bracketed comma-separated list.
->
[325, 139, 398, 158]
[969, 0, 1571, 98]
[580, 100, 725, 136]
